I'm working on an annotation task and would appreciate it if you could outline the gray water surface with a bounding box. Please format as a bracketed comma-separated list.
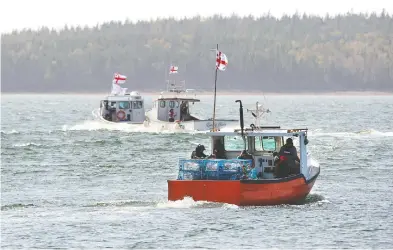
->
[1, 94, 393, 249]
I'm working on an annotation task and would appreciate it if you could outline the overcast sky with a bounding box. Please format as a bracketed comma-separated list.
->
[0, 0, 391, 33]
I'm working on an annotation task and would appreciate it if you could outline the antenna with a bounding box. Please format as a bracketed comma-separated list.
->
[246, 101, 271, 128]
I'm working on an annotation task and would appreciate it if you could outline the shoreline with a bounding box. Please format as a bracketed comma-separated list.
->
[2, 91, 393, 96]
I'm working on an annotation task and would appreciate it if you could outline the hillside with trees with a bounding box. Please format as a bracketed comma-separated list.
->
[1, 11, 393, 93]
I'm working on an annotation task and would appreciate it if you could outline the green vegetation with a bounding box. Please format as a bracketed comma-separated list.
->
[2, 11, 392, 93]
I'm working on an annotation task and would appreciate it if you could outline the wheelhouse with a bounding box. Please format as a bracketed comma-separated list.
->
[100, 91, 145, 123]
[149, 80, 201, 122]
[152, 98, 200, 122]
[206, 127, 310, 179]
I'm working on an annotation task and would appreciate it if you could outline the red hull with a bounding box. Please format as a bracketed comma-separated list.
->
[168, 174, 319, 206]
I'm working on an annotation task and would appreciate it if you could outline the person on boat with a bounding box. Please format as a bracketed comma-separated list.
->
[168, 109, 176, 122]
[210, 138, 226, 159]
[276, 138, 300, 177]
[180, 102, 189, 121]
[210, 147, 226, 159]
[191, 144, 207, 159]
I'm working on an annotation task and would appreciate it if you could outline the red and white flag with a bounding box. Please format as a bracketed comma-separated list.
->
[216, 50, 228, 71]
[112, 73, 127, 84]
[169, 65, 178, 74]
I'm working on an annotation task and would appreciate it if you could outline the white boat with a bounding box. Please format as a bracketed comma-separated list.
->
[99, 73, 146, 124]
[144, 80, 238, 131]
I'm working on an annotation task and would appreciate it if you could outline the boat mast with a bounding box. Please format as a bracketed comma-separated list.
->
[212, 44, 219, 132]
[247, 101, 271, 128]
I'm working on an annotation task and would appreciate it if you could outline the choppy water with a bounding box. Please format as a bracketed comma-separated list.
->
[1, 94, 393, 249]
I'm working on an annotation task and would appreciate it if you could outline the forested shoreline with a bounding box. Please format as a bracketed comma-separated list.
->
[1, 11, 393, 93]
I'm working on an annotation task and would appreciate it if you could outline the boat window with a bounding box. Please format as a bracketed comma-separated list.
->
[255, 136, 276, 151]
[119, 101, 130, 109]
[224, 136, 247, 151]
[169, 101, 175, 108]
[160, 101, 166, 108]
[132, 101, 143, 109]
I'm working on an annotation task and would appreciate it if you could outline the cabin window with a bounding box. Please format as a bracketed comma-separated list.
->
[255, 136, 276, 151]
[224, 136, 247, 151]
[160, 101, 166, 108]
[119, 101, 130, 109]
[169, 101, 175, 108]
[132, 101, 143, 109]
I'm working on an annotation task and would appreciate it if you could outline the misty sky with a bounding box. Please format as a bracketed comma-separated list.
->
[0, 0, 391, 33]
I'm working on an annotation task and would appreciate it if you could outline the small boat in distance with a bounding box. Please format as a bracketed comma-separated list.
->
[167, 100, 321, 206]
[144, 66, 237, 131]
[99, 73, 146, 124]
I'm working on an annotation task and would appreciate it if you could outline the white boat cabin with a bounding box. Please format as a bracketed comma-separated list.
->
[152, 97, 200, 122]
[100, 91, 145, 123]
[150, 80, 200, 122]
[204, 127, 315, 180]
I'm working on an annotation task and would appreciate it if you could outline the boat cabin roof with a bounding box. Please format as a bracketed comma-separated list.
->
[155, 97, 200, 102]
[207, 126, 308, 137]
[103, 92, 143, 102]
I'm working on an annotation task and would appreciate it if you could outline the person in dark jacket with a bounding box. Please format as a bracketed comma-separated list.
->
[276, 138, 300, 177]
[191, 144, 207, 159]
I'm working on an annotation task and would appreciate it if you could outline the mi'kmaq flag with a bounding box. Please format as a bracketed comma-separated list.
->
[111, 72, 128, 95]
[169, 65, 178, 74]
[216, 50, 228, 71]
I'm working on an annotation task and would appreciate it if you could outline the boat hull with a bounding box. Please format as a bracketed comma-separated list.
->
[168, 173, 319, 206]
[145, 117, 238, 131]
[98, 115, 145, 124]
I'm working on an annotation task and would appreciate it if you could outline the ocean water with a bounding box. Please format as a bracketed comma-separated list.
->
[1, 93, 393, 249]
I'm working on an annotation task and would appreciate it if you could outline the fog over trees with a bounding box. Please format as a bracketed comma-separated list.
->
[1, 11, 393, 93]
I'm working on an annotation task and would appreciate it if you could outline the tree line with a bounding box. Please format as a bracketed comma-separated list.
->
[1, 11, 393, 93]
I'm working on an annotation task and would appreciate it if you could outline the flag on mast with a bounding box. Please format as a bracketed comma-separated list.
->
[112, 73, 127, 84]
[111, 72, 128, 95]
[169, 65, 178, 74]
[216, 51, 228, 71]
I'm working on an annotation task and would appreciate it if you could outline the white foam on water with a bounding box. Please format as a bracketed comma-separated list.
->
[61, 120, 208, 134]
[156, 196, 209, 208]
[156, 196, 239, 209]
[12, 142, 42, 148]
[309, 128, 393, 138]
[1, 129, 19, 135]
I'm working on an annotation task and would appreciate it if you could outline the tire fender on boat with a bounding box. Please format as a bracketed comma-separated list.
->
[116, 110, 126, 120]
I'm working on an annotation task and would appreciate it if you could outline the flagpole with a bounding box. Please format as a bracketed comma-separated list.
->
[212, 43, 219, 132]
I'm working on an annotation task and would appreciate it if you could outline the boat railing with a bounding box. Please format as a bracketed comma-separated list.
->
[166, 80, 186, 93]
[177, 158, 252, 180]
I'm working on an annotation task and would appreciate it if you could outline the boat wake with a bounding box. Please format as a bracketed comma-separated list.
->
[62, 120, 207, 134]
[2, 195, 327, 211]
[62, 109, 235, 134]
[85, 197, 239, 210]
[309, 128, 393, 138]
[156, 197, 239, 209]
